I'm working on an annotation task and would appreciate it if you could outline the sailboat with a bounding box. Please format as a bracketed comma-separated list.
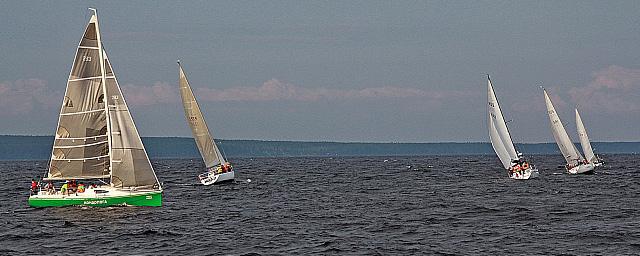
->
[178, 61, 234, 185]
[28, 9, 162, 207]
[543, 89, 594, 174]
[575, 108, 603, 166]
[487, 75, 539, 179]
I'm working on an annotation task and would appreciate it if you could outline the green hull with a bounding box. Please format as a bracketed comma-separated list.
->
[28, 191, 162, 208]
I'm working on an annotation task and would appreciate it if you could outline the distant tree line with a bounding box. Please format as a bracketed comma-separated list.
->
[1, 135, 639, 160]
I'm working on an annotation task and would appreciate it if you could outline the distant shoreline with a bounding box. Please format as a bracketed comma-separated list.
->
[1, 135, 639, 160]
[1, 134, 637, 144]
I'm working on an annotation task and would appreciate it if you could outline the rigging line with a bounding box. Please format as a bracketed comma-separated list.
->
[504, 118, 526, 152]
[218, 140, 228, 161]
[69, 76, 101, 82]
[53, 140, 108, 149]
[40, 163, 49, 182]
[484, 74, 490, 144]
[489, 75, 519, 155]
[52, 154, 109, 161]
[56, 134, 108, 140]
[60, 108, 105, 116]
[44, 175, 111, 181]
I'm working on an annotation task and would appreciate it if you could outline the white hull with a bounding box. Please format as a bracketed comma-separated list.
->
[593, 162, 604, 167]
[200, 170, 235, 185]
[30, 185, 158, 200]
[510, 167, 539, 180]
[568, 163, 595, 174]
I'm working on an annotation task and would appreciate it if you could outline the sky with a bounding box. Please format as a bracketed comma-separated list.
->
[1, 1, 640, 142]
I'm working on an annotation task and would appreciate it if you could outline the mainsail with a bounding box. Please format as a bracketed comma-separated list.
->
[47, 11, 159, 189]
[178, 62, 226, 169]
[487, 77, 519, 169]
[575, 108, 597, 163]
[543, 90, 583, 165]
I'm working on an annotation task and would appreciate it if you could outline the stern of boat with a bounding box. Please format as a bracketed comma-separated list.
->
[200, 170, 235, 185]
[510, 167, 539, 180]
[568, 163, 595, 174]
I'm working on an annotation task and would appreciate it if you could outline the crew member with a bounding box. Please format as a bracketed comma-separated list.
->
[77, 183, 85, 193]
[44, 181, 55, 194]
[60, 181, 69, 195]
[512, 164, 521, 176]
[30, 179, 38, 194]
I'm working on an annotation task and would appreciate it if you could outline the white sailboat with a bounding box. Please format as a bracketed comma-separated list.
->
[543, 89, 594, 174]
[487, 76, 539, 179]
[178, 61, 234, 185]
[576, 108, 603, 166]
[29, 9, 162, 207]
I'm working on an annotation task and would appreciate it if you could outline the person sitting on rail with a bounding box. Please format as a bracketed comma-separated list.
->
[77, 183, 85, 193]
[60, 181, 69, 196]
[566, 163, 574, 170]
[512, 163, 521, 175]
[44, 181, 55, 195]
[30, 179, 38, 194]
[67, 179, 77, 194]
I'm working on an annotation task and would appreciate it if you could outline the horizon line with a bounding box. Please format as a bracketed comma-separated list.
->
[1, 134, 639, 144]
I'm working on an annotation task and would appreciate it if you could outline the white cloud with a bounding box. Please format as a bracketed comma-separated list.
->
[120, 82, 178, 106]
[569, 65, 640, 113]
[0, 78, 477, 114]
[0, 79, 60, 116]
[194, 79, 472, 103]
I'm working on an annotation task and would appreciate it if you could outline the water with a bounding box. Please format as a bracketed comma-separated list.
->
[1, 155, 639, 255]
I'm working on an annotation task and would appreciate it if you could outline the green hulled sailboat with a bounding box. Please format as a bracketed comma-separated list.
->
[28, 9, 162, 207]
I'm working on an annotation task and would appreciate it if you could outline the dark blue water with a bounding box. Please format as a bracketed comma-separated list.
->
[1, 155, 639, 255]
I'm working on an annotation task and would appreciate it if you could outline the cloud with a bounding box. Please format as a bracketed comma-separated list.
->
[510, 90, 569, 114]
[120, 82, 178, 106]
[194, 79, 471, 103]
[0, 79, 60, 116]
[2, 78, 473, 111]
[569, 65, 640, 113]
[0, 79, 180, 114]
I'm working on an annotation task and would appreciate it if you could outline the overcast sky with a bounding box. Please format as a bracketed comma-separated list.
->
[1, 1, 640, 142]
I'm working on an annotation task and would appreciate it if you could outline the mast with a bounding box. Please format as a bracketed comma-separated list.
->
[543, 88, 584, 165]
[576, 108, 596, 163]
[91, 8, 114, 185]
[489, 75, 518, 151]
[46, 8, 111, 181]
[104, 52, 161, 189]
[487, 75, 518, 169]
[43, 9, 158, 188]
[178, 61, 226, 168]
[47, 25, 80, 180]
